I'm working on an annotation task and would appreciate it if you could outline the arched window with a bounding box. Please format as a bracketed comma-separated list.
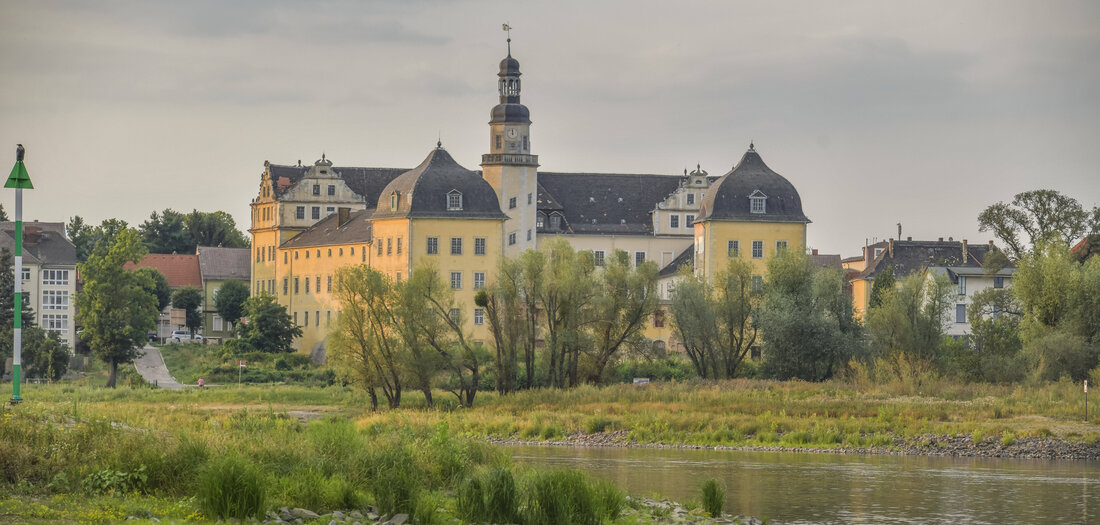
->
[447, 190, 463, 211]
[749, 190, 767, 214]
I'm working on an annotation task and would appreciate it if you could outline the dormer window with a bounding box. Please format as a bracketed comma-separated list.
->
[550, 213, 562, 229]
[390, 191, 400, 212]
[749, 190, 767, 214]
[447, 190, 463, 211]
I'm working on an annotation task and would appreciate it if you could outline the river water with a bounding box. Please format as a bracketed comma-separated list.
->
[507, 444, 1100, 524]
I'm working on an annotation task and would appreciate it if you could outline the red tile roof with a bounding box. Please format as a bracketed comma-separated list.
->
[124, 253, 202, 289]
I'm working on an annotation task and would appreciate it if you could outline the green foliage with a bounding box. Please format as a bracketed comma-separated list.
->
[868, 265, 895, 309]
[19, 327, 71, 381]
[864, 272, 953, 382]
[483, 467, 519, 524]
[185, 210, 250, 249]
[134, 267, 171, 311]
[521, 469, 621, 525]
[365, 445, 421, 518]
[170, 286, 203, 336]
[197, 454, 266, 520]
[978, 189, 1097, 260]
[1014, 242, 1100, 381]
[235, 292, 301, 353]
[139, 209, 191, 255]
[1026, 331, 1095, 382]
[587, 249, 660, 382]
[214, 279, 250, 328]
[139, 208, 250, 255]
[611, 357, 698, 383]
[76, 228, 160, 387]
[701, 478, 724, 517]
[670, 257, 760, 380]
[946, 288, 1025, 383]
[67, 216, 130, 263]
[760, 249, 861, 381]
[81, 465, 148, 495]
[455, 476, 486, 523]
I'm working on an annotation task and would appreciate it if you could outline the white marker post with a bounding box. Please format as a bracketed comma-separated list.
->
[1086, 380, 1089, 423]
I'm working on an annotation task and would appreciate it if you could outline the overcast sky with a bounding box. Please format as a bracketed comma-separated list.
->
[1, 0, 1097, 256]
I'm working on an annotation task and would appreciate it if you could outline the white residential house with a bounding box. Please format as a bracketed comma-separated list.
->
[1, 221, 78, 352]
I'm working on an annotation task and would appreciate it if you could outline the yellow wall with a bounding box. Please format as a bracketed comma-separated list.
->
[696, 220, 807, 281]
[407, 217, 502, 345]
[276, 241, 371, 354]
[851, 278, 871, 318]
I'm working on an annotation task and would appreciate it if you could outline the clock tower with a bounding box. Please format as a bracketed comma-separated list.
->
[482, 41, 538, 256]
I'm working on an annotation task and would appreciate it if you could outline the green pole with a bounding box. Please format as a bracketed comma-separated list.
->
[7, 144, 33, 404]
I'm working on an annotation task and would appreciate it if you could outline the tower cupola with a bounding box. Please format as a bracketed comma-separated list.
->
[490, 39, 530, 124]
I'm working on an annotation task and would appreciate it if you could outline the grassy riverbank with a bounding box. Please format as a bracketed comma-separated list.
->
[4, 373, 1099, 522]
[358, 379, 1100, 450]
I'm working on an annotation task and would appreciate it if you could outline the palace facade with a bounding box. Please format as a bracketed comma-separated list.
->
[249, 48, 810, 355]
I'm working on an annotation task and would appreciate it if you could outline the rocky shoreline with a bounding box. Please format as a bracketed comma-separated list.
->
[488, 429, 1100, 461]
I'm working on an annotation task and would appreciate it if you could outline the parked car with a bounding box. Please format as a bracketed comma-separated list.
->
[171, 330, 203, 343]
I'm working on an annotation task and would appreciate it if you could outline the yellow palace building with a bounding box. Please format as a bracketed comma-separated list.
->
[248, 45, 811, 355]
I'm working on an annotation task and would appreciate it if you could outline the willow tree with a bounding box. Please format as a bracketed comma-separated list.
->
[670, 257, 759, 379]
[406, 265, 483, 407]
[328, 266, 404, 409]
[537, 239, 597, 388]
[587, 249, 659, 382]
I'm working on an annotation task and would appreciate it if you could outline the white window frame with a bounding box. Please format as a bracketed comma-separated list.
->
[427, 237, 439, 255]
[474, 308, 485, 326]
[728, 240, 739, 257]
[450, 271, 462, 289]
[594, 250, 605, 267]
[749, 190, 767, 214]
[451, 237, 463, 255]
[752, 241, 764, 259]
[474, 272, 486, 290]
[475, 237, 486, 255]
[670, 215, 679, 229]
[447, 190, 463, 211]
[635, 251, 646, 266]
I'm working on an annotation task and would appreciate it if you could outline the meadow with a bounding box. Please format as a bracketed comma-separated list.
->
[3, 352, 1099, 523]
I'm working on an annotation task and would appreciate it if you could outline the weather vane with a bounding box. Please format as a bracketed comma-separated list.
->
[502, 23, 512, 55]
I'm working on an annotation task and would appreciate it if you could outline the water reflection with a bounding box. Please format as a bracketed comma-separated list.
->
[507, 445, 1100, 524]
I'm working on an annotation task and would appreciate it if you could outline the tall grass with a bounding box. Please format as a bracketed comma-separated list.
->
[701, 478, 724, 517]
[197, 454, 266, 520]
[522, 469, 623, 525]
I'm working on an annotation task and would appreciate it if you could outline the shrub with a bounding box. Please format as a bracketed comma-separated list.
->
[701, 478, 724, 517]
[593, 479, 625, 521]
[1001, 432, 1017, 446]
[197, 455, 266, 520]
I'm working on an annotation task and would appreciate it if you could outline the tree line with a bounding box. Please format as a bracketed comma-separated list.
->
[68, 208, 249, 262]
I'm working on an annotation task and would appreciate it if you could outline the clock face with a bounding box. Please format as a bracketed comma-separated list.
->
[506, 127, 518, 139]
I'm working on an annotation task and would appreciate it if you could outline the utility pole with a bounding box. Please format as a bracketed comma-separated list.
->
[7, 144, 33, 404]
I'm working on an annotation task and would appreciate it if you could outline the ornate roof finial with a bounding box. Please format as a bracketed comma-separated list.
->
[696, 163, 701, 172]
[322, 152, 326, 161]
[749, 140, 755, 151]
[503, 23, 512, 56]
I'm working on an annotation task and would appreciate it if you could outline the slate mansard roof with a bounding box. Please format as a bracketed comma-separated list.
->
[699, 146, 810, 224]
[536, 172, 684, 234]
[267, 163, 407, 206]
[859, 240, 1012, 282]
[371, 146, 508, 221]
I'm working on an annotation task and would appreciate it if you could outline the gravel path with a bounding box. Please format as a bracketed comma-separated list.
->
[132, 345, 185, 390]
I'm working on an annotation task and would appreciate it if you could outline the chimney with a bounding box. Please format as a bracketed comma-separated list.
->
[907, 236, 912, 241]
[938, 237, 944, 242]
[812, 249, 819, 255]
[888, 238, 894, 258]
[962, 239, 968, 262]
[988, 240, 994, 252]
[337, 207, 351, 227]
